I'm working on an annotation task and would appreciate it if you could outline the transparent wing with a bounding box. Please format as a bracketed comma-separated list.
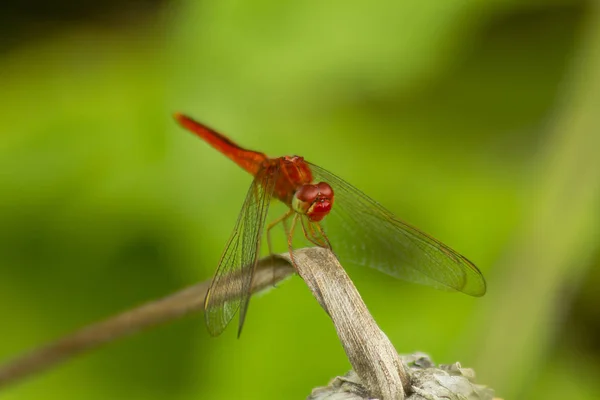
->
[204, 166, 279, 336]
[307, 162, 486, 296]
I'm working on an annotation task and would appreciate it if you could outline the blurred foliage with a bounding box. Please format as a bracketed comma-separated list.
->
[1, 0, 600, 399]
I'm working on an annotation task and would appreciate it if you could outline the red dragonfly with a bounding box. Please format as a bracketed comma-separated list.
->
[174, 113, 486, 337]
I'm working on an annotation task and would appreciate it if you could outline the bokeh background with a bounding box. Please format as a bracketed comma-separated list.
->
[1, 0, 600, 399]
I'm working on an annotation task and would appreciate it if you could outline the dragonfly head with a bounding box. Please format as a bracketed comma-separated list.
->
[292, 182, 334, 222]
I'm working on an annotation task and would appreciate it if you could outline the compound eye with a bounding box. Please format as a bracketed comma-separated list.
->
[295, 185, 319, 202]
[316, 182, 333, 198]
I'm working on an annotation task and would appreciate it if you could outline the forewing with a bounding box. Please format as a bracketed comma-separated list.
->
[308, 162, 486, 296]
[204, 166, 279, 336]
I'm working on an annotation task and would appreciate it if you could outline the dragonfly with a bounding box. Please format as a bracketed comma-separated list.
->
[174, 113, 486, 337]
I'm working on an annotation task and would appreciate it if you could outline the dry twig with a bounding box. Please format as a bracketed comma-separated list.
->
[0, 255, 294, 389]
[0, 248, 495, 399]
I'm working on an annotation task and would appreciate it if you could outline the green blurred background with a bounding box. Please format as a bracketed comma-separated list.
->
[2, 0, 600, 399]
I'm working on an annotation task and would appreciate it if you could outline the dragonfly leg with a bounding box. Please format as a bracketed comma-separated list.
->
[266, 209, 294, 287]
[281, 213, 291, 238]
[266, 209, 294, 256]
[300, 217, 331, 249]
[287, 214, 300, 270]
[313, 222, 332, 249]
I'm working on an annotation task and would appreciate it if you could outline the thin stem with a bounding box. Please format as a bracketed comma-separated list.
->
[0, 256, 295, 389]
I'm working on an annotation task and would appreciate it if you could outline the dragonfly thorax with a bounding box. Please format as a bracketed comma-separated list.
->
[292, 182, 334, 222]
